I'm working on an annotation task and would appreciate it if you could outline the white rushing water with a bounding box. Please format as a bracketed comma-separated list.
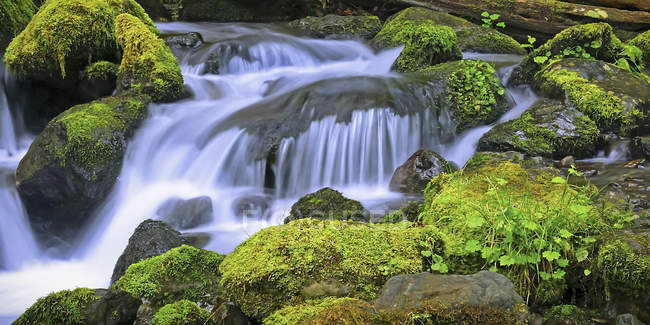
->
[0, 23, 539, 319]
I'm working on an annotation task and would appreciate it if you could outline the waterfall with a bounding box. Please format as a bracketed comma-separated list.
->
[0, 23, 539, 318]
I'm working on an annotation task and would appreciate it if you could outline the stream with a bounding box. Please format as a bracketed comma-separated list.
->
[0, 22, 550, 321]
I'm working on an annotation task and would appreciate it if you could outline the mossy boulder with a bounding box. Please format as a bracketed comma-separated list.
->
[628, 30, 650, 70]
[421, 162, 617, 305]
[264, 297, 380, 325]
[113, 245, 224, 309]
[477, 100, 600, 159]
[371, 13, 462, 72]
[509, 23, 627, 86]
[385, 7, 524, 55]
[533, 58, 649, 135]
[115, 13, 184, 103]
[14, 288, 141, 325]
[284, 187, 368, 223]
[219, 219, 430, 320]
[631, 136, 650, 159]
[419, 59, 508, 131]
[151, 300, 211, 325]
[16, 95, 149, 248]
[288, 14, 381, 40]
[389, 149, 456, 194]
[0, 0, 34, 50]
[543, 304, 593, 325]
[78, 61, 119, 102]
[4, 0, 155, 81]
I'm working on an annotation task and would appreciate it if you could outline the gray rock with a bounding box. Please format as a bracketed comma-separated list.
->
[164, 32, 204, 49]
[110, 219, 187, 284]
[85, 289, 142, 325]
[301, 278, 353, 298]
[213, 302, 253, 325]
[373, 271, 527, 321]
[617, 313, 646, 325]
[631, 136, 650, 159]
[288, 15, 381, 40]
[560, 156, 576, 168]
[134, 303, 155, 325]
[389, 149, 455, 194]
[156, 196, 213, 230]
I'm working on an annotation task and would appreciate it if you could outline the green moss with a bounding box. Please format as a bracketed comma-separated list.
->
[83, 61, 119, 81]
[544, 304, 592, 323]
[537, 67, 634, 133]
[421, 162, 616, 305]
[0, 0, 35, 49]
[463, 152, 520, 171]
[628, 30, 650, 69]
[372, 18, 461, 72]
[380, 299, 526, 325]
[263, 297, 380, 325]
[152, 300, 211, 325]
[385, 201, 423, 223]
[115, 13, 184, 102]
[422, 60, 506, 130]
[285, 187, 366, 223]
[112, 245, 224, 308]
[4, 0, 155, 79]
[512, 23, 626, 85]
[13, 288, 98, 325]
[596, 238, 650, 301]
[219, 219, 430, 320]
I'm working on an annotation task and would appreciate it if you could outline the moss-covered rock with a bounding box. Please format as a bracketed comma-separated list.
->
[421, 162, 617, 305]
[463, 151, 556, 174]
[288, 14, 381, 40]
[509, 23, 628, 86]
[4, 0, 155, 81]
[263, 297, 380, 325]
[16, 95, 149, 247]
[113, 245, 224, 309]
[543, 304, 593, 325]
[13, 288, 99, 325]
[477, 100, 600, 159]
[284, 187, 367, 223]
[114, 13, 184, 103]
[628, 30, 650, 71]
[371, 13, 462, 72]
[151, 300, 211, 325]
[384, 7, 525, 55]
[77, 61, 120, 102]
[419, 59, 508, 131]
[219, 219, 430, 320]
[533, 58, 649, 135]
[0, 0, 34, 50]
[389, 149, 456, 194]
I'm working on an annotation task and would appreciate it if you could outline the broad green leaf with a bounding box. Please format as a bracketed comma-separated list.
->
[539, 271, 552, 280]
[467, 215, 485, 228]
[543, 250, 560, 262]
[421, 250, 432, 257]
[553, 269, 566, 279]
[464, 240, 482, 253]
[496, 22, 506, 28]
[557, 258, 569, 267]
[584, 269, 591, 276]
[559, 229, 572, 238]
[499, 255, 516, 266]
[575, 249, 589, 262]
[551, 176, 566, 184]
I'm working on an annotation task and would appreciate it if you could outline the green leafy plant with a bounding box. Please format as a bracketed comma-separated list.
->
[614, 44, 644, 73]
[533, 40, 601, 66]
[520, 35, 536, 53]
[481, 11, 506, 29]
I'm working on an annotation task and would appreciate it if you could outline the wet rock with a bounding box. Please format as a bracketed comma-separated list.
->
[389, 149, 455, 194]
[560, 156, 576, 168]
[181, 232, 211, 248]
[204, 51, 220, 75]
[532, 58, 649, 135]
[631, 136, 650, 159]
[111, 219, 187, 284]
[85, 289, 142, 325]
[478, 100, 599, 159]
[77, 61, 119, 102]
[156, 196, 213, 230]
[213, 302, 253, 325]
[134, 303, 155, 325]
[232, 195, 270, 218]
[289, 15, 381, 40]
[164, 32, 204, 49]
[616, 313, 645, 325]
[373, 271, 527, 322]
[285, 187, 368, 223]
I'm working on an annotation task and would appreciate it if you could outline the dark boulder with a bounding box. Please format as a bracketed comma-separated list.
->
[110, 219, 187, 284]
[164, 32, 204, 49]
[285, 187, 368, 223]
[631, 136, 650, 159]
[477, 100, 600, 159]
[156, 196, 213, 230]
[389, 149, 455, 194]
[213, 302, 254, 325]
[84, 289, 142, 325]
[288, 15, 381, 40]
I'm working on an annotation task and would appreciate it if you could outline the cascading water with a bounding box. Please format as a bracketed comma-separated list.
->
[0, 23, 539, 320]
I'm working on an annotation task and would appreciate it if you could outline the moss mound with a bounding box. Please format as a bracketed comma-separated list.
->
[264, 297, 380, 325]
[421, 162, 618, 305]
[386, 7, 524, 55]
[284, 187, 367, 223]
[152, 300, 211, 325]
[596, 237, 649, 304]
[219, 219, 429, 320]
[0, 0, 35, 50]
[4, 0, 155, 80]
[628, 30, 650, 71]
[13, 288, 98, 325]
[113, 245, 224, 308]
[543, 304, 593, 324]
[510, 23, 626, 86]
[114, 13, 183, 103]
[371, 16, 461, 72]
[82, 61, 119, 81]
[420, 60, 508, 131]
